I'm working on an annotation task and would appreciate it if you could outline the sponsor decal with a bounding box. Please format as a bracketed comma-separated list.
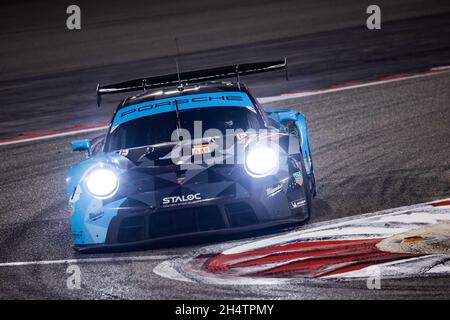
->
[236, 132, 257, 145]
[293, 171, 303, 186]
[112, 92, 254, 128]
[118, 149, 129, 156]
[121, 96, 244, 119]
[289, 199, 306, 209]
[266, 184, 283, 198]
[88, 211, 105, 221]
[236, 132, 250, 144]
[162, 193, 202, 207]
[192, 143, 210, 156]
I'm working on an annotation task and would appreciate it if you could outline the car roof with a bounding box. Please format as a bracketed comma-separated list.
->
[120, 81, 252, 109]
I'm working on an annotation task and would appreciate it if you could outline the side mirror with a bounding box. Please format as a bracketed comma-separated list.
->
[71, 139, 92, 157]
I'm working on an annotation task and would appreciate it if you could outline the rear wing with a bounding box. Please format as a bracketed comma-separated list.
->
[96, 58, 288, 106]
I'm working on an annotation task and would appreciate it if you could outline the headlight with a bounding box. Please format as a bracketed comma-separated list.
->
[85, 169, 119, 198]
[245, 146, 279, 177]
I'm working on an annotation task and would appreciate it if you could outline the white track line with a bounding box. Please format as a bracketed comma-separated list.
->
[2, 66, 449, 147]
[0, 254, 173, 267]
[258, 68, 450, 103]
[0, 125, 108, 147]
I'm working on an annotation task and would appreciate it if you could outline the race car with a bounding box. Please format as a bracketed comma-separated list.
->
[66, 59, 316, 251]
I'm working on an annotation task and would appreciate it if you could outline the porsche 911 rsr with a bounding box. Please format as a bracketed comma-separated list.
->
[66, 59, 316, 251]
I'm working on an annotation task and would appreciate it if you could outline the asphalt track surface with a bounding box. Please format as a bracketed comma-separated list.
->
[1, 68, 449, 299]
[2, 11, 450, 139]
[1, 9, 450, 298]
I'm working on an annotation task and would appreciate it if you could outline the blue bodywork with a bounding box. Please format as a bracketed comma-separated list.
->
[66, 152, 128, 245]
[265, 108, 313, 176]
[71, 139, 91, 152]
[66, 90, 314, 248]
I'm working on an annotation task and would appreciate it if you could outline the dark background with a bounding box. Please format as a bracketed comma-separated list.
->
[2, 0, 450, 80]
[1, 0, 450, 139]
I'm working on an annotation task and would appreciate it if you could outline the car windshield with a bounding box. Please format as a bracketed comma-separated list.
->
[106, 106, 262, 151]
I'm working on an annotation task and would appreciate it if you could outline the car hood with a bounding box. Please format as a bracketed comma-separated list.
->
[66, 132, 292, 201]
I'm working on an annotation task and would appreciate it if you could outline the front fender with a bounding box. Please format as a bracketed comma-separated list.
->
[265, 108, 313, 175]
[66, 152, 129, 245]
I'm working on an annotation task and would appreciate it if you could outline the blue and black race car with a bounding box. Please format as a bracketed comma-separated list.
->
[66, 59, 316, 251]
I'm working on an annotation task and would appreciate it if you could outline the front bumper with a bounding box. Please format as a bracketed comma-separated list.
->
[105, 192, 302, 238]
[74, 217, 306, 253]
[71, 160, 310, 250]
[72, 177, 309, 252]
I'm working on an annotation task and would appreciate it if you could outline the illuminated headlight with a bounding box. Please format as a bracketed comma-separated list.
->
[85, 169, 119, 198]
[245, 146, 279, 177]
